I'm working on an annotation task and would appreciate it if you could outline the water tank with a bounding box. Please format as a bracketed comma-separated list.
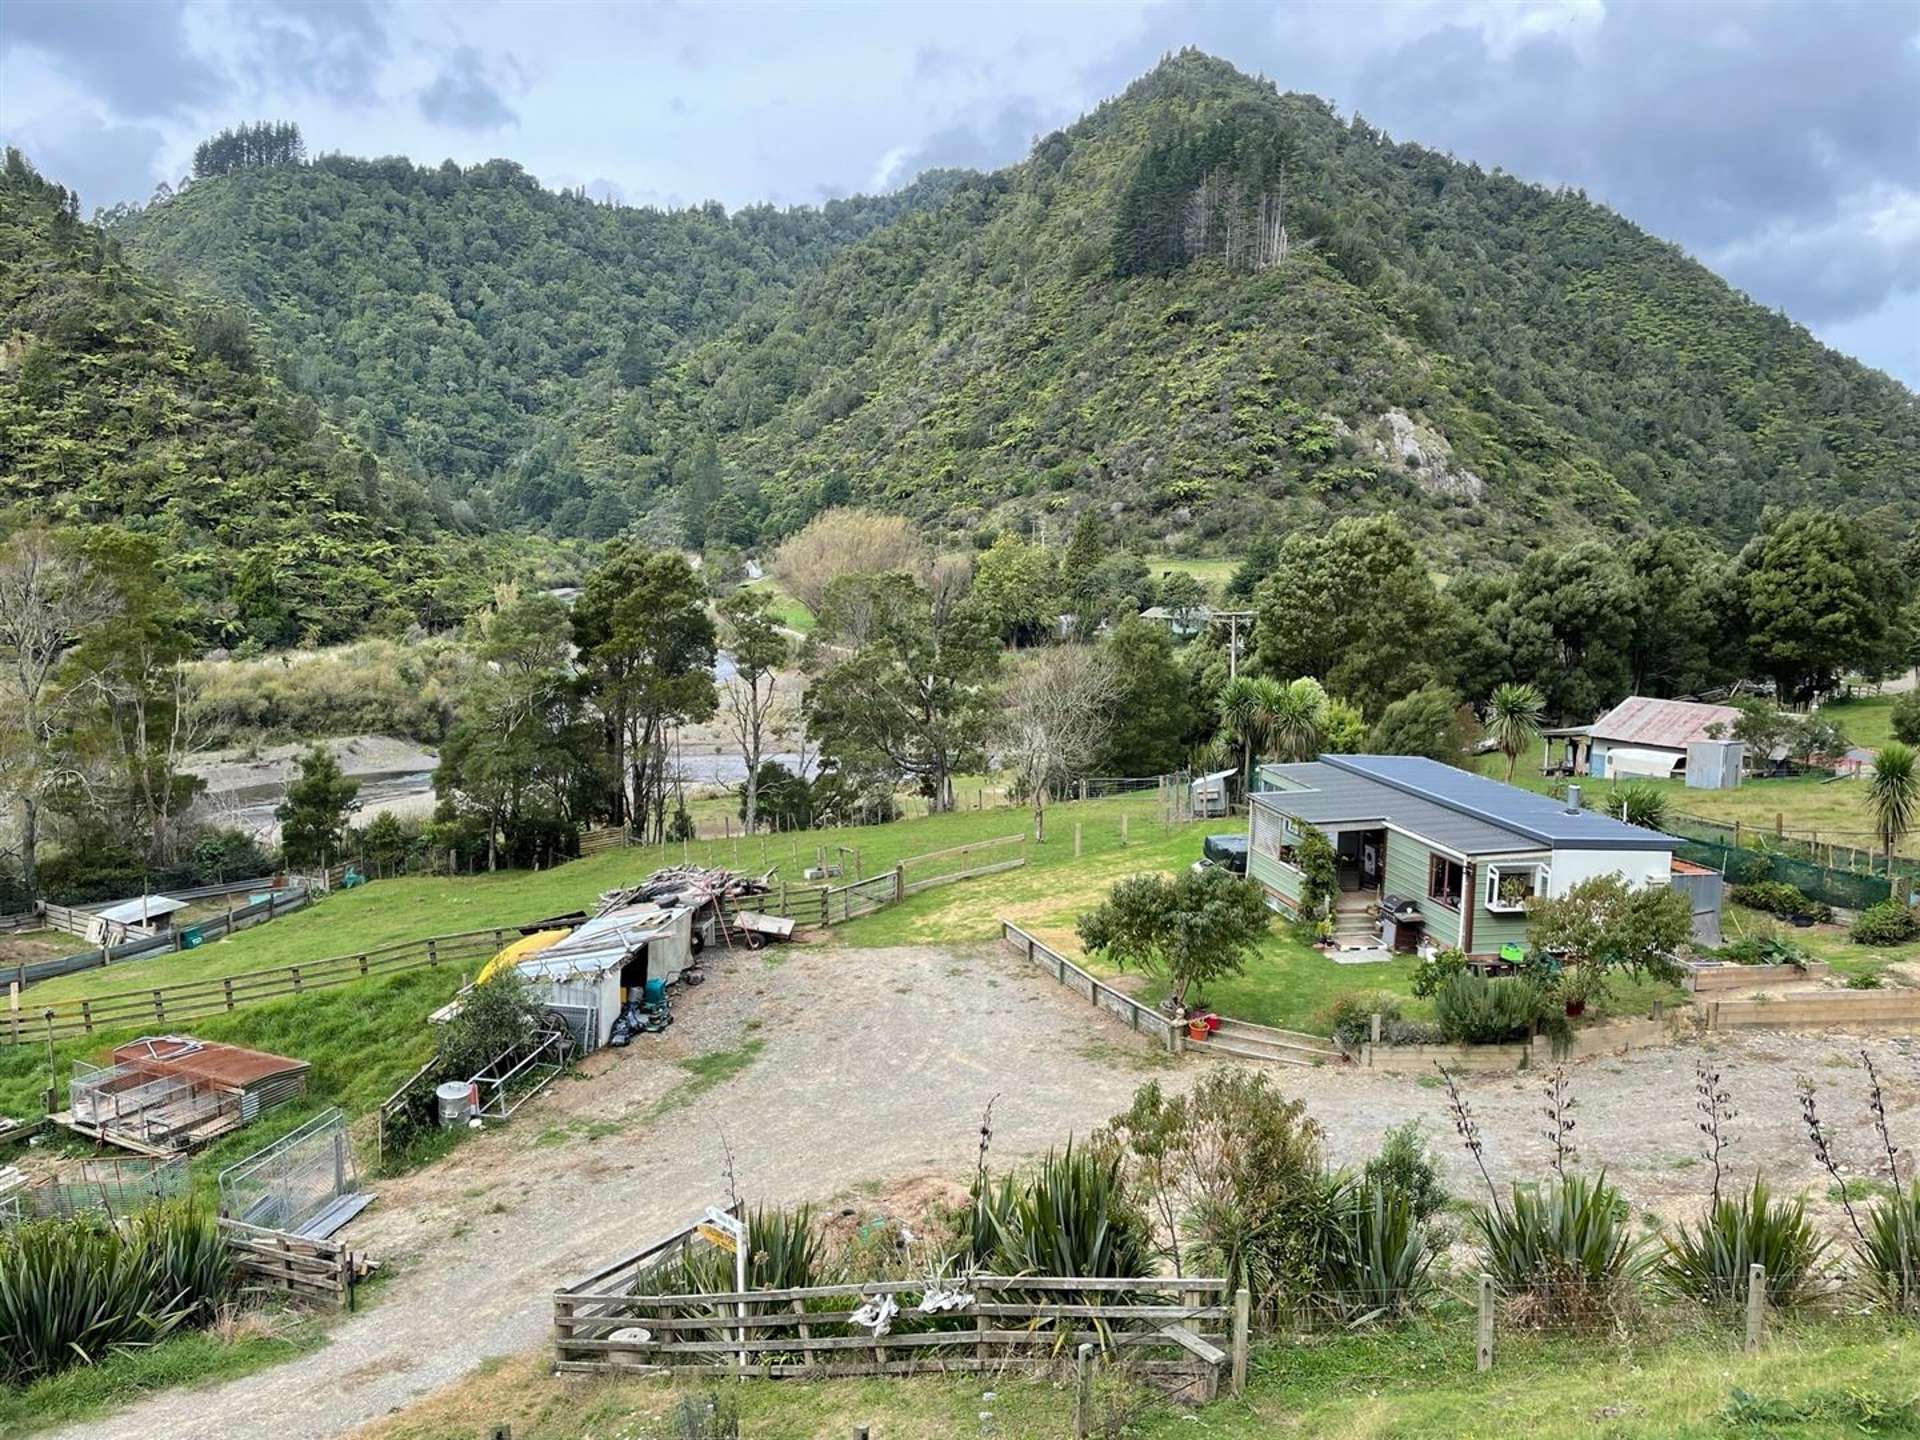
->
[436, 1081, 473, 1127]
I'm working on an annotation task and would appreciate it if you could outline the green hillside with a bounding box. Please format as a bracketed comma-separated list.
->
[0, 150, 518, 645]
[113, 151, 966, 536]
[647, 52, 1918, 560]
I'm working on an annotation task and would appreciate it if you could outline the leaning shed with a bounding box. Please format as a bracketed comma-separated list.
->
[62, 1037, 310, 1155]
[512, 902, 694, 1052]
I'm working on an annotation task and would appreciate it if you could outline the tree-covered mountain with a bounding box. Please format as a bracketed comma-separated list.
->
[635, 52, 1917, 563]
[71, 52, 1920, 570]
[0, 148, 530, 647]
[112, 150, 966, 535]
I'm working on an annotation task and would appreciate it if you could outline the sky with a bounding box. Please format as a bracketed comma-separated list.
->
[3, 0, 1918, 388]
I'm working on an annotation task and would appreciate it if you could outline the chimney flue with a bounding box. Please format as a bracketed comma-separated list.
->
[1565, 784, 1582, 814]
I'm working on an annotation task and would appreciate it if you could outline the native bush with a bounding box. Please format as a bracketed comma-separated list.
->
[1473, 1172, 1648, 1327]
[1363, 1122, 1450, 1224]
[1851, 900, 1920, 946]
[1433, 973, 1553, 1044]
[1321, 992, 1401, 1051]
[0, 1199, 233, 1385]
[1660, 1177, 1829, 1309]
[962, 1144, 1151, 1282]
[1410, 946, 1469, 998]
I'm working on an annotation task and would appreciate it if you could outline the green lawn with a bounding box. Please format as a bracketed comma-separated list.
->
[741, 576, 814, 634]
[362, 1312, 1920, 1440]
[1720, 902, 1920, 985]
[1144, 553, 1241, 592]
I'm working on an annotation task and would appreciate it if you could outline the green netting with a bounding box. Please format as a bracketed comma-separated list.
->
[1676, 840, 1893, 912]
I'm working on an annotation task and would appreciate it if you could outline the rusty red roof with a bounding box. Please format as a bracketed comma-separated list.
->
[1589, 697, 1742, 751]
[111, 1036, 309, 1090]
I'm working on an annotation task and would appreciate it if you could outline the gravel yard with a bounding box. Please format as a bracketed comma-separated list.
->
[42, 938, 1920, 1440]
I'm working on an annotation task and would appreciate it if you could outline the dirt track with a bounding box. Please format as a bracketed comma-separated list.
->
[45, 941, 1920, 1440]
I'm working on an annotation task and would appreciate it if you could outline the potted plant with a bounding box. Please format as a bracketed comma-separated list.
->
[1314, 915, 1336, 948]
[1558, 963, 1603, 1019]
[1498, 873, 1533, 909]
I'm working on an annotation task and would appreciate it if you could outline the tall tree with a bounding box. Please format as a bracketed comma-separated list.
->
[0, 527, 121, 895]
[1369, 685, 1477, 766]
[573, 547, 718, 841]
[1096, 617, 1193, 775]
[276, 746, 361, 869]
[1738, 509, 1903, 703]
[1000, 646, 1119, 842]
[770, 508, 929, 617]
[803, 572, 997, 812]
[1494, 542, 1634, 723]
[718, 587, 791, 836]
[1266, 677, 1327, 763]
[969, 533, 1060, 647]
[1216, 674, 1283, 789]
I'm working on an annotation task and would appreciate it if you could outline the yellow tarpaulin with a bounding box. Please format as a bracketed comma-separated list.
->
[475, 929, 569, 985]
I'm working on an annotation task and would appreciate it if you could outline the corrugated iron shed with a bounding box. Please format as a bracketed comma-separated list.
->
[1588, 697, 1742, 750]
[111, 1036, 310, 1091]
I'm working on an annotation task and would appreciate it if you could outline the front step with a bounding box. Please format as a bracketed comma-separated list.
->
[1199, 1017, 1342, 1066]
[1188, 1036, 1321, 1068]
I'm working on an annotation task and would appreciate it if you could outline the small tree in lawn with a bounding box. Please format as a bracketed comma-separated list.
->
[718, 587, 791, 836]
[1077, 867, 1271, 1011]
[1486, 681, 1546, 783]
[1526, 874, 1689, 1009]
[276, 745, 360, 869]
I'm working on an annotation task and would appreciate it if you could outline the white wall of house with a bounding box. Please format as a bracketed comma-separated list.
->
[1546, 847, 1673, 896]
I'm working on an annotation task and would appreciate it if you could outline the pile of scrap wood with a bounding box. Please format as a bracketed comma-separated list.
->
[597, 865, 774, 916]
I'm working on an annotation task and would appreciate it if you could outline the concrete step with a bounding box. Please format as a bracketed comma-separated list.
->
[1187, 1036, 1320, 1068]
[1206, 1018, 1340, 1064]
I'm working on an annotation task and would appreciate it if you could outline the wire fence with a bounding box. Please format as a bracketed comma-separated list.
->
[1670, 810, 1920, 886]
[218, 1107, 359, 1235]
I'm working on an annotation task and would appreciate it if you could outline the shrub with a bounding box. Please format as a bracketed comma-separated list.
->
[1410, 947, 1469, 999]
[0, 1200, 232, 1385]
[1716, 932, 1814, 967]
[1313, 1177, 1436, 1324]
[1859, 1181, 1920, 1316]
[1321, 992, 1401, 1051]
[1846, 971, 1885, 990]
[963, 1145, 1152, 1282]
[646, 1205, 824, 1299]
[1892, 690, 1920, 747]
[1363, 1122, 1450, 1224]
[1660, 1177, 1829, 1309]
[1730, 881, 1833, 924]
[1851, 900, 1920, 947]
[1473, 1172, 1648, 1327]
[1433, 973, 1552, 1045]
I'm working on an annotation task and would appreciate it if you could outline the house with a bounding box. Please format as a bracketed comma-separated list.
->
[87, 894, 189, 945]
[1550, 696, 1745, 783]
[1247, 755, 1688, 958]
[1137, 604, 1211, 640]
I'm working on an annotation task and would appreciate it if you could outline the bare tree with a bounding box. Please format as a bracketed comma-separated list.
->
[0, 528, 122, 894]
[1000, 646, 1120, 843]
[771, 508, 930, 617]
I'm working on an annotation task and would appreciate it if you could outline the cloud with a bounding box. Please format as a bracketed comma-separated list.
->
[879, 97, 1053, 187]
[419, 46, 520, 131]
[233, 0, 394, 107]
[1, 0, 227, 118]
[2, 113, 170, 217]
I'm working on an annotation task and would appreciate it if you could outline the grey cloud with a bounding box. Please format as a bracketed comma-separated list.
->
[2, 113, 169, 216]
[887, 97, 1053, 182]
[419, 47, 519, 131]
[1, 0, 227, 117]
[234, 0, 393, 106]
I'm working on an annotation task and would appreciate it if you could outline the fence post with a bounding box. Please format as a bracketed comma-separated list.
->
[1370, 1012, 1382, 1046]
[1745, 1264, 1766, 1353]
[1120, 814, 1129, 846]
[224, 977, 234, 1011]
[1074, 1342, 1094, 1439]
[893, 865, 904, 903]
[1231, 1286, 1249, 1396]
[81, 999, 92, 1034]
[427, 939, 439, 967]
[1476, 1274, 1494, 1372]
[1074, 823, 1082, 858]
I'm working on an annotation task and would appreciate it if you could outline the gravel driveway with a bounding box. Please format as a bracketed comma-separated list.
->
[47, 941, 1919, 1440]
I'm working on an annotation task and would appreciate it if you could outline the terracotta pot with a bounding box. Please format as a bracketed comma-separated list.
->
[1188, 1020, 1211, 1041]
[1564, 998, 1587, 1018]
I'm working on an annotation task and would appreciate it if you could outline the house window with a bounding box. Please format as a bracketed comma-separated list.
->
[1486, 863, 1548, 913]
[1427, 854, 1464, 911]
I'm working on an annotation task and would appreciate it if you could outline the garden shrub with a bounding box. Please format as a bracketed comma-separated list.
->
[1660, 1177, 1828, 1309]
[1321, 992, 1401, 1051]
[1312, 1176, 1436, 1323]
[1410, 946, 1469, 999]
[963, 1144, 1151, 1282]
[1859, 1181, 1920, 1316]
[1730, 881, 1832, 924]
[1851, 900, 1920, 947]
[1363, 1121, 1450, 1223]
[1474, 1172, 1648, 1326]
[1715, 933, 1813, 967]
[1433, 973, 1552, 1044]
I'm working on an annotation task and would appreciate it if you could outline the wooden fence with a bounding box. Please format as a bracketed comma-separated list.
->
[14, 887, 314, 991]
[738, 835, 1029, 928]
[6, 926, 514, 1046]
[1001, 921, 1180, 1049]
[554, 1218, 1243, 1390]
[219, 1218, 375, 1310]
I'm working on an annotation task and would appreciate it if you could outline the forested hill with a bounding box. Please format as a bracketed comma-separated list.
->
[0, 149, 519, 646]
[113, 153, 967, 535]
[641, 52, 1918, 562]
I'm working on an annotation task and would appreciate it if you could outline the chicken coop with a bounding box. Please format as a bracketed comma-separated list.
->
[61, 1036, 310, 1155]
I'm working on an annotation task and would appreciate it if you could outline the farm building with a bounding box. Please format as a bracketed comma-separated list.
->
[60, 1036, 310, 1155]
[1247, 755, 1702, 959]
[1542, 696, 1744, 784]
[501, 901, 695, 1051]
[87, 894, 190, 945]
[1190, 768, 1237, 819]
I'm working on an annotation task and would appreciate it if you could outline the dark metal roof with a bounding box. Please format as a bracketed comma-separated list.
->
[1252, 755, 1678, 855]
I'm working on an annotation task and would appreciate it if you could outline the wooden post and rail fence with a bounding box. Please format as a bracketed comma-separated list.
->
[218, 1217, 375, 1310]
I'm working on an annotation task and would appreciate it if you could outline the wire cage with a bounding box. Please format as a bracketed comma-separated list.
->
[30, 1156, 190, 1221]
[219, 1107, 358, 1235]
